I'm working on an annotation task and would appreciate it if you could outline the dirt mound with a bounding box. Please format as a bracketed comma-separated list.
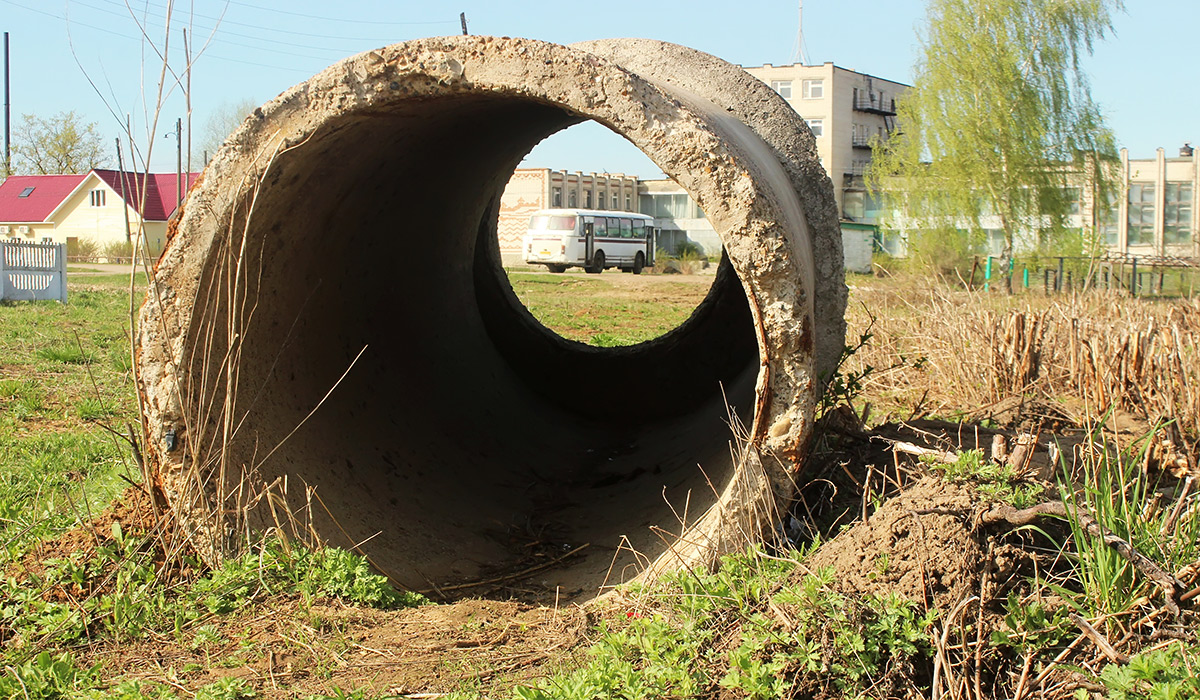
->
[17, 485, 163, 587]
[804, 477, 984, 610]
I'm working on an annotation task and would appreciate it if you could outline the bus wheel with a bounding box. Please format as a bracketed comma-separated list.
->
[546, 264, 567, 273]
[586, 251, 605, 274]
[632, 251, 645, 275]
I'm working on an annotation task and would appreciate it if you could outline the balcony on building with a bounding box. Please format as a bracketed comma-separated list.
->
[852, 88, 896, 116]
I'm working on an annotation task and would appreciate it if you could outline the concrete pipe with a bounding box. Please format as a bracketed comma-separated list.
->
[136, 36, 845, 599]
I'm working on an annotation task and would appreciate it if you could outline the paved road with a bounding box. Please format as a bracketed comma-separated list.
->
[68, 263, 139, 275]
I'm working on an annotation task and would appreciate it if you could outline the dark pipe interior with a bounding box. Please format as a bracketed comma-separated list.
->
[221, 93, 759, 598]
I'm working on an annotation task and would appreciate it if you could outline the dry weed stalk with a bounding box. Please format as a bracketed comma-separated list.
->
[847, 284, 1200, 462]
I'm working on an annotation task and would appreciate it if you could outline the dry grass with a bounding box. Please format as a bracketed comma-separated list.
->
[846, 277, 1200, 464]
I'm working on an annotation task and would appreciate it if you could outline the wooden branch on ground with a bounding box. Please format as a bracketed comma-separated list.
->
[890, 440, 961, 465]
[1068, 613, 1129, 664]
[982, 501, 1185, 615]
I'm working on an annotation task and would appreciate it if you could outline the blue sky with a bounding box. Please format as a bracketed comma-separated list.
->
[1, 0, 1194, 176]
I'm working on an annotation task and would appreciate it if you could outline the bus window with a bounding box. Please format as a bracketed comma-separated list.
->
[594, 217, 608, 237]
[619, 219, 633, 238]
[529, 215, 577, 231]
[632, 220, 646, 239]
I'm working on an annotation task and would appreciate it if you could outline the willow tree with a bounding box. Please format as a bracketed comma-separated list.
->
[868, 0, 1122, 288]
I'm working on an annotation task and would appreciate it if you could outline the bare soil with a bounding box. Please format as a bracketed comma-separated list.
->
[84, 599, 587, 698]
[805, 476, 984, 612]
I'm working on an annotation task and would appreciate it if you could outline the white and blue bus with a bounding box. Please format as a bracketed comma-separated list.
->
[522, 208, 657, 274]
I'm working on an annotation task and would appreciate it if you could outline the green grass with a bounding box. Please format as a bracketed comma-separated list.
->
[506, 272, 708, 346]
[504, 549, 938, 700]
[0, 280, 141, 558]
[1055, 425, 1200, 626]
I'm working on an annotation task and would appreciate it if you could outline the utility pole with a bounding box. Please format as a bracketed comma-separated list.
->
[460, 12, 468, 35]
[174, 118, 182, 207]
[3, 32, 11, 177]
[183, 28, 192, 178]
[115, 138, 133, 244]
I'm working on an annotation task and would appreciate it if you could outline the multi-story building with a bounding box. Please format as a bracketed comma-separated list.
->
[741, 62, 909, 223]
[497, 168, 639, 263]
[1091, 146, 1199, 259]
[890, 145, 1200, 261]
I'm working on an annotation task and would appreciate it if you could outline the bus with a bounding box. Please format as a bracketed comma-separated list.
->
[522, 208, 657, 274]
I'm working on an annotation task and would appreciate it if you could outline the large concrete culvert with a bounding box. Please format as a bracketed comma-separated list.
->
[136, 36, 846, 599]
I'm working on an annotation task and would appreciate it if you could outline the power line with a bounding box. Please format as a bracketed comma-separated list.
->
[83, 0, 451, 44]
[222, 0, 459, 27]
[70, 0, 362, 57]
[3, 0, 310, 73]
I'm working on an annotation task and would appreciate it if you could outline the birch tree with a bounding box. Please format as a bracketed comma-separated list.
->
[868, 0, 1122, 288]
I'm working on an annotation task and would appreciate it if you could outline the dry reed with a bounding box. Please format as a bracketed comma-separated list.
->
[846, 280, 1200, 462]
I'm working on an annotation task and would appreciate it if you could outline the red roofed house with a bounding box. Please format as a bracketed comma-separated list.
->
[0, 169, 200, 258]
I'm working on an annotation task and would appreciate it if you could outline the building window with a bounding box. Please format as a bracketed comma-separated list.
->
[844, 191, 865, 219]
[802, 79, 824, 99]
[552, 187, 562, 207]
[805, 118, 824, 138]
[852, 123, 872, 146]
[584, 190, 592, 208]
[568, 190, 577, 208]
[642, 193, 694, 219]
[625, 194, 631, 211]
[1064, 187, 1081, 216]
[771, 80, 792, 99]
[1099, 191, 1120, 246]
[611, 194, 618, 209]
[18, 186, 34, 198]
[1127, 183, 1155, 246]
[89, 189, 106, 207]
[1165, 182, 1193, 245]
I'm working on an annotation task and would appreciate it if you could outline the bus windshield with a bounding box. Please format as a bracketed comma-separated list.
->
[529, 215, 577, 231]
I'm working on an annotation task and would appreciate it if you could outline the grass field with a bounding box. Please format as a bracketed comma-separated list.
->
[1, 269, 1198, 699]
[0, 275, 144, 560]
[506, 270, 713, 345]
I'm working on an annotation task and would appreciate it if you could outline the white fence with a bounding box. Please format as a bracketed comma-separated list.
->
[2, 240, 68, 304]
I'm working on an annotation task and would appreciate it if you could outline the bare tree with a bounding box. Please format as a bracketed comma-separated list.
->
[197, 98, 258, 163]
[10, 110, 109, 175]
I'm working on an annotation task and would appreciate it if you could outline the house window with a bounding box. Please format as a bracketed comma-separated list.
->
[1127, 183, 1155, 246]
[89, 189, 106, 207]
[802, 79, 824, 99]
[18, 186, 34, 198]
[771, 80, 792, 99]
[805, 118, 824, 138]
[1165, 182, 1193, 245]
[552, 187, 562, 207]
